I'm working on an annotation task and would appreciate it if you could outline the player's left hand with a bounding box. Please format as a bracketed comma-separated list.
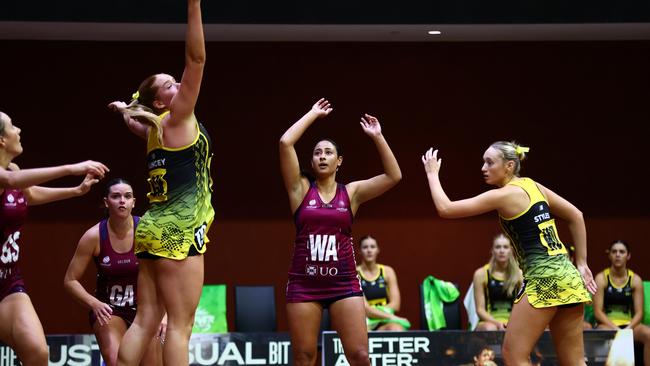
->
[577, 263, 597, 295]
[78, 173, 100, 195]
[360, 114, 382, 137]
[421, 148, 442, 175]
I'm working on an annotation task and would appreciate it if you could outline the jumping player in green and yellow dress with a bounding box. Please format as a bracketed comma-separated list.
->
[108, 1, 212, 365]
[422, 141, 597, 366]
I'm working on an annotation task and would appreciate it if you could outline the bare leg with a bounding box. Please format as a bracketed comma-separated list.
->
[286, 302, 322, 366]
[0, 293, 49, 366]
[140, 335, 164, 366]
[118, 260, 165, 366]
[476, 321, 500, 331]
[633, 323, 650, 365]
[329, 296, 370, 366]
[502, 295, 555, 366]
[93, 316, 128, 366]
[156, 255, 204, 366]
[377, 323, 405, 331]
[548, 304, 586, 366]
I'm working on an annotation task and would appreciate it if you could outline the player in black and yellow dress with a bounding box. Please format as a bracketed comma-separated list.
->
[472, 234, 522, 331]
[422, 141, 597, 365]
[357, 235, 410, 331]
[594, 240, 650, 364]
[108, 1, 212, 364]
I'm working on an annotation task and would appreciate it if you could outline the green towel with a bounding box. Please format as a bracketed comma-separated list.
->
[642, 281, 650, 325]
[584, 301, 595, 326]
[366, 306, 412, 330]
[422, 276, 459, 330]
[192, 284, 228, 333]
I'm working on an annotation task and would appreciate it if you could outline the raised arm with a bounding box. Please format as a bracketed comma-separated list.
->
[63, 226, 114, 327]
[279, 98, 332, 212]
[0, 161, 108, 190]
[421, 148, 506, 218]
[538, 183, 597, 295]
[169, 0, 205, 125]
[347, 114, 401, 213]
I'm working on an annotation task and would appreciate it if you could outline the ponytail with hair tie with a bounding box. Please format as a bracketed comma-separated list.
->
[514, 145, 529, 155]
[514, 145, 529, 160]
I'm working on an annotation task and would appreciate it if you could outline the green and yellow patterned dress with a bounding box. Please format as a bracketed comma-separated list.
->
[135, 113, 214, 260]
[499, 178, 590, 308]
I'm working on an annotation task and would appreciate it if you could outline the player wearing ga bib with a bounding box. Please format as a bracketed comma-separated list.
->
[499, 178, 590, 308]
[483, 264, 515, 323]
[601, 268, 634, 327]
[135, 113, 214, 260]
[0, 189, 27, 301]
[286, 182, 362, 303]
[359, 264, 388, 307]
[92, 217, 140, 326]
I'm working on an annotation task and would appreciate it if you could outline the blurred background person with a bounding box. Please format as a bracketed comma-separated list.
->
[472, 234, 522, 331]
[357, 235, 410, 331]
[594, 240, 650, 365]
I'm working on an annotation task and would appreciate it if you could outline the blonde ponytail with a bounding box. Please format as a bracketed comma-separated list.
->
[122, 74, 166, 144]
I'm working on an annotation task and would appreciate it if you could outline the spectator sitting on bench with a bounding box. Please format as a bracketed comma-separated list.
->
[472, 234, 522, 331]
[594, 239, 650, 365]
[357, 235, 410, 331]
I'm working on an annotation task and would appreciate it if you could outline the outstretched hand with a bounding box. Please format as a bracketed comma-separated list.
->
[107, 101, 127, 113]
[69, 161, 109, 178]
[311, 98, 333, 118]
[360, 114, 382, 137]
[577, 263, 598, 295]
[77, 174, 100, 195]
[421, 148, 442, 174]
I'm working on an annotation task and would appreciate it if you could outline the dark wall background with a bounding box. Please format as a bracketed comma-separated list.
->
[4, 0, 649, 23]
[1, 40, 649, 333]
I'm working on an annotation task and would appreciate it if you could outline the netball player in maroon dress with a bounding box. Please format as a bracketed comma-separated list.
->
[0, 111, 108, 365]
[64, 179, 165, 366]
[279, 98, 402, 366]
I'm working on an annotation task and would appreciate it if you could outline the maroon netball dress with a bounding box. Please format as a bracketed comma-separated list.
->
[286, 182, 362, 304]
[91, 216, 140, 326]
[0, 189, 28, 301]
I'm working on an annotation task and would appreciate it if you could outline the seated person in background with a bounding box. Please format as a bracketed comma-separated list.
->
[472, 234, 522, 331]
[356, 235, 410, 331]
[594, 240, 650, 365]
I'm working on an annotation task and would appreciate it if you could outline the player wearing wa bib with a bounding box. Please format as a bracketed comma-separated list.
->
[92, 217, 140, 326]
[135, 112, 214, 260]
[499, 178, 590, 308]
[287, 182, 362, 304]
[0, 189, 27, 301]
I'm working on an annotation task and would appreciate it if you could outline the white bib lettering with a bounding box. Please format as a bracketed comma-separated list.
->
[309, 234, 339, 262]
